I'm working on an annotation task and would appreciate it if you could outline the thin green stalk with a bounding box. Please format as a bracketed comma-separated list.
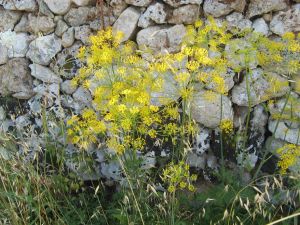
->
[253, 90, 291, 180]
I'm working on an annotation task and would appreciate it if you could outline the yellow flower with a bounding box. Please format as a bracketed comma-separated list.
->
[220, 119, 234, 134]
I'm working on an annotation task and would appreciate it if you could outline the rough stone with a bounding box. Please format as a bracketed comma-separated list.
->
[0, 7, 22, 32]
[14, 14, 30, 33]
[44, 0, 71, 15]
[0, 58, 33, 99]
[0, 44, 8, 65]
[26, 34, 62, 66]
[110, 0, 127, 17]
[61, 80, 77, 94]
[203, 0, 246, 18]
[137, 24, 186, 57]
[232, 69, 290, 107]
[72, 0, 96, 6]
[138, 2, 167, 28]
[50, 42, 83, 79]
[225, 38, 258, 70]
[28, 14, 56, 34]
[190, 90, 233, 128]
[29, 64, 62, 83]
[0, 0, 37, 12]
[112, 7, 141, 42]
[36, 0, 54, 18]
[205, 68, 235, 93]
[89, 16, 116, 31]
[55, 20, 69, 36]
[0, 31, 30, 58]
[125, 0, 152, 7]
[64, 7, 98, 27]
[62, 27, 75, 48]
[163, 0, 202, 7]
[247, 0, 288, 18]
[270, 7, 300, 36]
[268, 120, 300, 145]
[226, 12, 252, 31]
[252, 18, 269, 36]
[168, 4, 200, 25]
[73, 87, 92, 110]
[74, 25, 92, 45]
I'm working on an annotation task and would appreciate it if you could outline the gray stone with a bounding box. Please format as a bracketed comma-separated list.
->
[36, 0, 54, 18]
[14, 14, 30, 33]
[0, 7, 22, 32]
[64, 7, 98, 26]
[0, 58, 33, 99]
[50, 42, 83, 79]
[26, 34, 62, 66]
[28, 14, 55, 34]
[205, 68, 235, 93]
[61, 80, 77, 94]
[44, 0, 71, 15]
[226, 12, 252, 31]
[268, 120, 300, 145]
[163, 0, 202, 7]
[72, 0, 96, 6]
[62, 27, 75, 48]
[0, 44, 8, 65]
[0, 31, 30, 58]
[74, 25, 92, 45]
[232, 69, 290, 107]
[29, 63, 62, 83]
[187, 152, 206, 169]
[138, 3, 167, 28]
[125, 0, 152, 7]
[89, 16, 116, 31]
[225, 39, 258, 70]
[112, 7, 141, 42]
[110, 0, 127, 17]
[137, 24, 186, 58]
[247, 0, 288, 18]
[203, 0, 246, 18]
[73, 87, 92, 110]
[193, 128, 211, 155]
[0, 0, 37, 12]
[270, 7, 300, 36]
[190, 90, 233, 128]
[252, 18, 269, 36]
[168, 4, 200, 25]
[55, 20, 69, 37]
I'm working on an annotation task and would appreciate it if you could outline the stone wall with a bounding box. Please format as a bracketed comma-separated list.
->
[0, 0, 299, 181]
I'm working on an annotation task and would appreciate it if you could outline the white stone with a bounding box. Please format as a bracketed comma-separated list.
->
[110, 0, 127, 17]
[29, 64, 62, 83]
[125, 0, 152, 7]
[74, 25, 92, 45]
[73, 87, 92, 106]
[0, 31, 30, 58]
[232, 69, 290, 107]
[0, 7, 22, 32]
[113, 7, 141, 42]
[26, 34, 62, 66]
[270, 7, 300, 36]
[14, 14, 30, 33]
[0, 44, 8, 65]
[252, 18, 269, 36]
[203, 0, 246, 18]
[64, 6, 98, 26]
[44, 0, 72, 15]
[268, 120, 300, 145]
[61, 80, 77, 94]
[0, 0, 37, 12]
[138, 3, 167, 28]
[28, 14, 55, 34]
[226, 12, 252, 31]
[137, 24, 186, 57]
[55, 20, 69, 37]
[168, 4, 200, 25]
[62, 27, 75, 48]
[247, 0, 288, 18]
[190, 90, 233, 128]
[163, 0, 202, 7]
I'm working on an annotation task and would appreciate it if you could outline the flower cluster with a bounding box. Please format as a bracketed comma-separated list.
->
[220, 119, 234, 134]
[161, 161, 197, 193]
[277, 144, 300, 174]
